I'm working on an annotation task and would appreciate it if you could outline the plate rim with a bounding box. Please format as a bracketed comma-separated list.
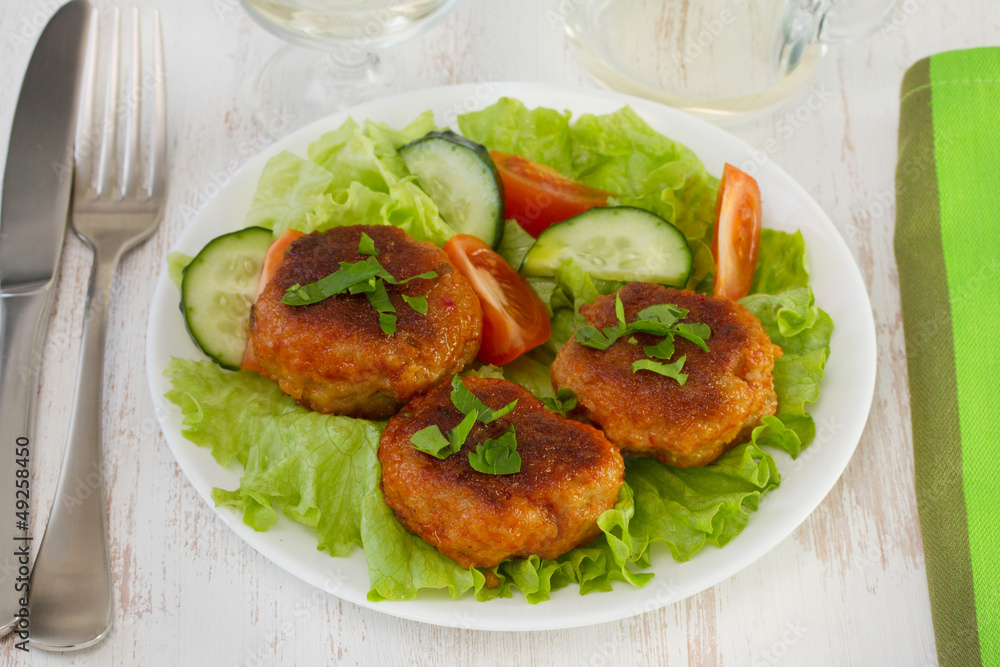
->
[145, 81, 877, 631]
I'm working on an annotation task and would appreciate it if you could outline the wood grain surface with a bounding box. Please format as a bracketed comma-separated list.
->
[2, 0, 993, 664]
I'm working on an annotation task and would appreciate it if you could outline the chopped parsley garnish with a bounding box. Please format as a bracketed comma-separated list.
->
[575, 294, 711, 385]
[540, 388, 577, 416]
[409, 376, 521, 474]
[450, 375, 518, 423]
[642, 336, 675, 360]
[281, 232, 437, 335]
[402, 294, 428, 314]
[357, 231, 377, 256]
[468, 426, 521, 475]
[631, 356, 688, 385]
[408, 411, 477, 459]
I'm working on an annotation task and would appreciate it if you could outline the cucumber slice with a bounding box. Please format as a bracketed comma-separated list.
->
[401, 130, 505, 248]
[181, 226, 274, 370]
[520, 206, 693, 287]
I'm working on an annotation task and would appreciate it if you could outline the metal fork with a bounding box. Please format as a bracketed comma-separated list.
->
[27, 7, 166, 651]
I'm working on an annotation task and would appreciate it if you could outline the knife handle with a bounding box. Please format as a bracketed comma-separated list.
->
[0, 289, 55, 638]
[27, 246, 116, 651]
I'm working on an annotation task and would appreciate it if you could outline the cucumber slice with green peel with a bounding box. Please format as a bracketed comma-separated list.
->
[401, 130, 505, 248]
[181, 226, 274, 370]
[520, 206, 693, 287]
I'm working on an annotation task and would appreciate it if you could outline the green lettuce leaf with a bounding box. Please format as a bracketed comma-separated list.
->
[496, 218, 536, 269]
[472, 483, 652, 603]
[167, 252, 193, 289]
[362, 482, 475, 601]
[165, 358, 381, 555]
[546, 257, 621, 351]
[245, 113, 456, 245]
[466, 436, 781, 603]
[164, 358, 482, 596]
[456, 97, 575, 174]
[751, 229, 810, 295]
[625, 441, 780, 562]
[244, 151, 337, 237]
[740, 287, 834, 457]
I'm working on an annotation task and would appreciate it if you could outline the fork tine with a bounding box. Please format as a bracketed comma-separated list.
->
[74, 7, 99, 198]
[120, 8, 141, 199]
[96, 8, 121, 199]
[149, 10, 166, 202]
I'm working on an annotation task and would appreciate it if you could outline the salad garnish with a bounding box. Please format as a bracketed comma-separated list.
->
[409, 414, 476, 460]
[409, 376, 521, 474]
[575, 294, 712, 385]
[539, 388, 577, 416]
[450, 375, 519, 423]
[281, 232, 437, 335]
[467, 426, 520, 475]
[631, 357, 689, 385]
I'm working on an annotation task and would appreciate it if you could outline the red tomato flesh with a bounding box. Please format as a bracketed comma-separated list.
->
[442, 234, 551, 365]
[489, 151, 611, 238]
[241, 228, 305, 371]
[712, 164, 762, 301]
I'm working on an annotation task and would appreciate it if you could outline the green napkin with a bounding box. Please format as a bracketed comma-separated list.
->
[896, 48, 1000, 667]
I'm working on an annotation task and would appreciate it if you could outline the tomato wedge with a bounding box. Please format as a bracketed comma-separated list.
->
[241, 228, 305, 371]
[712, 164, 762, 301]
[489, 151, 611, 238]
[442, 234, 551, 365]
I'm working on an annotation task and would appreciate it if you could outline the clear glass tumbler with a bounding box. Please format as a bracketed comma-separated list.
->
[565, 0, 898, 123]
[240, 0, 462, 134]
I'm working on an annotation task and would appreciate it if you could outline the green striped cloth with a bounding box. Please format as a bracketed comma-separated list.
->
[896, 48, 1000, 667]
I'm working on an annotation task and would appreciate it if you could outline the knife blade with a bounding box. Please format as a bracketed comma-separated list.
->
[0, 0, 92, 639]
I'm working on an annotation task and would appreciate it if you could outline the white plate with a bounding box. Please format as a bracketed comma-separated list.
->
[145, 83, 877, 631]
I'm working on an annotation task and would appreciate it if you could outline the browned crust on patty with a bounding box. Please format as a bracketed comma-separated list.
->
[250, 225, 482, 418]
[378, 376, 624, 569]
[550, 282, 781, 468]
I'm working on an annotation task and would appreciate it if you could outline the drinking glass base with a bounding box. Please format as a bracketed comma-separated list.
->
[252, 43, 400, 137]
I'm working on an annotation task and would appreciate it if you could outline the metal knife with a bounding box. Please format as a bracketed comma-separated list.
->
[0, 0, 92, 639]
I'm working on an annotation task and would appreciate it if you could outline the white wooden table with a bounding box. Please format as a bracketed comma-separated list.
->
[2, 0, 993, 664]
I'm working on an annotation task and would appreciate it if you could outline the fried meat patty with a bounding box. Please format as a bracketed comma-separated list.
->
[379, 376, 624, 569]
[250, 225, 482, 418]
[551, 282, 781, 468]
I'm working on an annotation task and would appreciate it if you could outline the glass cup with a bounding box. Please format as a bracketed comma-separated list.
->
[565, 0, 898, 123]
[240, 0, 462, 135]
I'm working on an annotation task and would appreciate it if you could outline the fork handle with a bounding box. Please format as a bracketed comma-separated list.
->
[27, 244, 121, 651]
